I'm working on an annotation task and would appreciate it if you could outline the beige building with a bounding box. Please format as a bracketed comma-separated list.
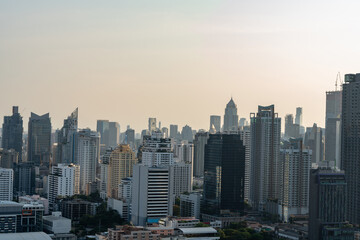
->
[107, 145, 137, 198]
[108, 225, 160, 240]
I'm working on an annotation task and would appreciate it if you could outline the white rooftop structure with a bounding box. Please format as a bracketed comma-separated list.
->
[0, 232, 52, 240]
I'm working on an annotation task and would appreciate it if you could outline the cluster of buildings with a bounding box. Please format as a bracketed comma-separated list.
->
[2, 73, 360, 239]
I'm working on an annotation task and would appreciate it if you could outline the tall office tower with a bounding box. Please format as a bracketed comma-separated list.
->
[0, 168, 13, 201]
[148, 118, 157, 133]
[193, 131, 209, 177]
[125, 128, 135, 151]
[304, 123, 323, 164]
[109, 122, 120, 148]
[250, 105, 281, 211]
[161, 127, 169, 138]
[141, 132, 174, 166]
[181, 125, 193, 142]
[278, 139, 311, 222]
[2, 106, 23, 162]
[169, 162, 193, 198]
[209, 115, 221, 133]
[0, 149, 18, 169]
[202, 134, 245, 219]
[99, 148, 112, 199]
[342, 73, 360, 224]
[284, 114, 294, 138]
[107, 145, 137, 198]
[223, 98, 239, 132]
[325, 90, 342, 168]
[57, 108, 78, 164]
[131, 165, 173, 226]
[97, 120, 110, 148]
[74, 129, 100, 194]
[170, 125, 178, 139]
[27, 113, 51, 166]
[48, 164, 80, 210]
[309, 168, 347, 240]
[14, 162, 35, 196]
[239, 126, 251, 201]
[295, 107, 303, 126]
[239, 118, 247, 128]
[174, 141, 194, 163]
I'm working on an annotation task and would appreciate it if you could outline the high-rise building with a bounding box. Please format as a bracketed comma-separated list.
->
[141, 132, 174, 166]
[148, 118, 157, 133]
[27, 113, 51, 166]
[223, 98, 239, 132]
[14, 162, 35, 196]
[342, 73, 360, 224]
[107, 145, 137, 198]
[180, 193, 201, 219]
[278, 139, 311, 222]
[131, 165, 173, 226]
[202, 133, 245, 217]
[97, 120, 110, 148]
[125, 128, 135, 151]
[239, 118, 248, 128]
[169, 162, 192, 198]
[0, 148, 18, 169]
[284, 114, 300, 139]
[295, 107, 303, 126]
[193, 131, 209, 178]
[209, 115, 221, 133]
[0, 168, 13, 201]
[48, 163, 80, 211]
[57, 108, 78, 164]
[161, 127, 169, 138]
[239, 126, 251, 201]
[181, 125, 193, 143]
[2, 106, 23, 162]
[325, 90, 342, 168]
[250, 105, 281, 211]
[169, 125, 178, 139]
[174, 141, 194, 163]
[74, 129, 100, 194]
[109, 122, 120, 148]
[304, 124, 324, 164]
[309, 168, 347, 240]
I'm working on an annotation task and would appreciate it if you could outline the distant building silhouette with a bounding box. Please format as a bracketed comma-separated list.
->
[2, 106, 23, 162]
[57, 108, 78, 164]
[209, 115, 221, 133]
[223, 98, 239, 132]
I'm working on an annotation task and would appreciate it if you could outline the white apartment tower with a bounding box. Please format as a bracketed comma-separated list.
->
[240, 126, 251, 201]
[48, 164, 80, 210]
[279, 139, 311, 222]
[0, 168, 13, 201]
[75, 129, 100, 194]
[141, 132, 174, 166]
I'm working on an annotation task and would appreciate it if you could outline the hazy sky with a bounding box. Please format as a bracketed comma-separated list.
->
[1, 0, 360, 132]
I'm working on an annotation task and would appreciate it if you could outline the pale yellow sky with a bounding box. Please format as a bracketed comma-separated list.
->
[1, 0, 360, 132]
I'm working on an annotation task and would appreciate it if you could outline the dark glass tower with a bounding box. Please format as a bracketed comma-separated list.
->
[202, 133, 245, 216]
[2, 106, 23, 162]
[342, 73, 360, 224]
[308, 168, 347, 240]
[28, 113, 51, 166]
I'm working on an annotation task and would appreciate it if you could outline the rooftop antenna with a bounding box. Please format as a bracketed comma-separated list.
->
[335, 72, 342, 91]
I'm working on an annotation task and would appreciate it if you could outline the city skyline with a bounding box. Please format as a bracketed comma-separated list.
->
[2, 1, 360, 132]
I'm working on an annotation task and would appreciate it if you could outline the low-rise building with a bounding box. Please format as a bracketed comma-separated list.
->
[19, 195, 49, 215]
[180, 193, 201, 219]
[43, 212, 71, 234]
[59, 199, 99, 222]
[108, 225, 160, 240]
[0, 201, 22, 233]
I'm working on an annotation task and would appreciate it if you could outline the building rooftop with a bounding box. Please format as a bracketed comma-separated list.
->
[0, 232, 52, 240]
[179, 227, 218, 235]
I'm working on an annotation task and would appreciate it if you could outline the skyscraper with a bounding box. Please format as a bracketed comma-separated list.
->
[223, 98, 239, 132]
[131, 165, 173, 226]
[57, 108, 78, 164]
[74, 129, 100, 194]
[295, 107, 303, 126]
[109, 122, 120, 148]
[202, 133, 245, 218]
[278, 139, 311, 222]
[141, 132, 174, 166]
[97, 120, 110, 148]
[284, 114, 300, 139]
[342, 73, 360, 224]
[309, 168, 347, 240]
[250, 105, 281, 211]
[169, 125, 178, 139]
[325, 90, 342, 168]
[2, 106, 23, 162]
[304, 124, 324, 164]
[209, 115, 221, 133]
[148, 118, 157, 133]
[125, 128, 135, 150]
[107, 145, 137, 198]
[240, 126, 251, 201]
[14, 162, 35, 196]
[181, 125, 193, 142]
[27, 113, 51, 166]
[193, 131, 209, 177]
[0, 168, 13, 201]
